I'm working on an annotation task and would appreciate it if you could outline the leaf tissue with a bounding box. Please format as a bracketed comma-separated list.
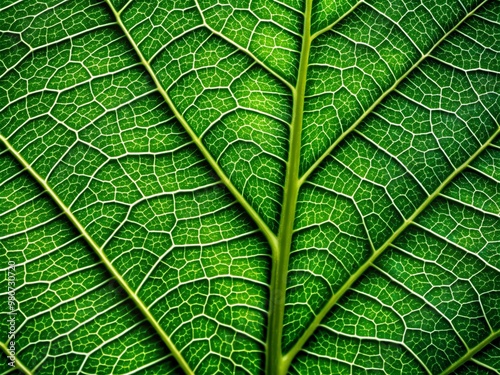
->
[0, 0, 499, 374]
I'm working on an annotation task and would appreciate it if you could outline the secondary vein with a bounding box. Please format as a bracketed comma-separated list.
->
[283, 125, 500, 370]
[298, 0, 490, 187]
[104, 0, 279, 255]
[0, 135, 194, 375]
[440, 330, 500, 375]
[0, 341, 32, 375]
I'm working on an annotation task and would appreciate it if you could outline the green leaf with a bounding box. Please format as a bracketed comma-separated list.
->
[1, 0, 499, 374]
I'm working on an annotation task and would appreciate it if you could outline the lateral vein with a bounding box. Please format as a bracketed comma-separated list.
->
[0, 341, 32, 375]
[104, 0, 279, 253]
[284, 125, 500, 369]
[0, 135, 194, 375]
[310, 1, 363, 41]
[192, 0, 296, 93]
[440, 330, 500, 375]
[299, 0, 490, 186]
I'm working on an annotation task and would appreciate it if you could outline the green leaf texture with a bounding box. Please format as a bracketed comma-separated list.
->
[1, 0, 499, 374]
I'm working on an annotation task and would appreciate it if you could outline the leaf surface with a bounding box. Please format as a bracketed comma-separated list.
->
[0, 0, 499, 374]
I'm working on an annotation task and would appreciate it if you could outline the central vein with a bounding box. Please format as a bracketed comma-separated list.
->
[265, 1, 312, 374]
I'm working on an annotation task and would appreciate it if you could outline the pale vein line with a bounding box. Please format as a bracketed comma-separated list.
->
[410, 221, 500, 274]
[440, 330, 500, 375]
[299, 0, 490, 187]
[192, 0, 296, 93]
[310, 1, 364, 41]
[470, 358, 500, 374]
[104, 0, 279, 256]
[0, 342, 32, 375]
[0, 0, 23, 12]
[283, 125, 500, 369]
[319, 325, 432, 374]
[0, 135, 194, 375]
[353, 129, 429, 196]
[370, 264, 468, 350]
[439, 193, 500, 218]
[468, 165, 500, 184]
[0, 23, 117, 81]
[364, 1, 424, 56]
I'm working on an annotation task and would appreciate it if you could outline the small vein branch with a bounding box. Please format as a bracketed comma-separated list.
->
[104, 1, 278, 253]
[193, 0, 296, 93]
[284, 125, 500, 370]
[299, 0, 490, 186]
[440, 330, 500, 375]
[0, 341, 32, 375]
[0, 135, 194, 375]
[310, 1, 364, 41]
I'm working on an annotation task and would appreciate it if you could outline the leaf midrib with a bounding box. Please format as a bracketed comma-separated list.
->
[265, 0, 313, 374]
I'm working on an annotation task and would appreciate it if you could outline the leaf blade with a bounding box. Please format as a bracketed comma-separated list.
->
[1, 0, 499, 373]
